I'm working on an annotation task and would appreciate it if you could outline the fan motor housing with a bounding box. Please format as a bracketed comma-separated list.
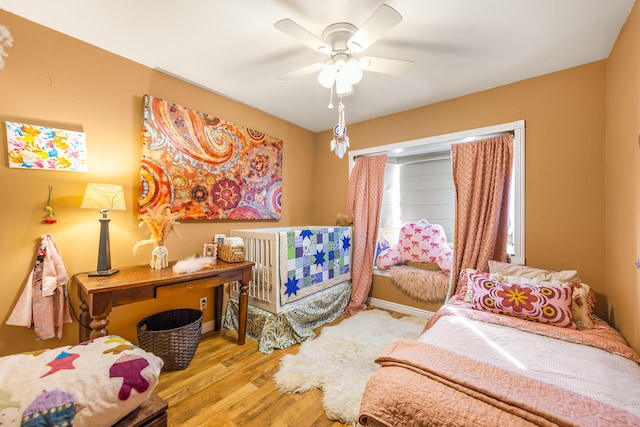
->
[322, 22, 357, 52]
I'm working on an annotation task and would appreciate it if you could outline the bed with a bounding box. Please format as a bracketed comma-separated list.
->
[223, 226, 352, 353]
[359, 263, 640, 426]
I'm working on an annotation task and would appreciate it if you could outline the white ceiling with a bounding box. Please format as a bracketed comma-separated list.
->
[0, 0, 634, 132]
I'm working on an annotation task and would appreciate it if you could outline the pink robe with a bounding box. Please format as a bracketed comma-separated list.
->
[7, 234, 72, 340]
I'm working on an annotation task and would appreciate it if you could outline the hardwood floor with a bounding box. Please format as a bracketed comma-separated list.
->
[155, 314, 355, 427]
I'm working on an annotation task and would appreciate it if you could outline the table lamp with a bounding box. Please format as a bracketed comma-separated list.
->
[81, 183, 126, 276]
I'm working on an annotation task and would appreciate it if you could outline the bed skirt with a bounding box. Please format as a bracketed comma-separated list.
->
[224, 282, 351, 353]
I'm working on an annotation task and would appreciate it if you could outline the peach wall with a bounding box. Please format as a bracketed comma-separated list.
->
[315, 61, 609, 322]
[605, 3, 640, 352]
[0, 11, 315, 356]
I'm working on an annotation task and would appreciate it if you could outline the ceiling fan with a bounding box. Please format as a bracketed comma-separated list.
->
[274, 3, 413, 97]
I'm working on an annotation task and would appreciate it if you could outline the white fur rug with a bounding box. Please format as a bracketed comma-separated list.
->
[273, 309, 426, 424]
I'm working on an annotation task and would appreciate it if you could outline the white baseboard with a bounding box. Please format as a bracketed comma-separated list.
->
[367, 297, 435, 319]
[202, 320, 214, 334]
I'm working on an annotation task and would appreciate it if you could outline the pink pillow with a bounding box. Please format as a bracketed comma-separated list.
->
[376, 246, 401, 270]
[436, 247, 452, 275]
[397, 220, 448, 263]
[471, 275, 576, 329]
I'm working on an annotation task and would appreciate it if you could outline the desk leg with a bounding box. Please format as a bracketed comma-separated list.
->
[213, 285, 223, 331]
[237, 279, 248, 345]
[78, 290, 113, 342]
[89, 312, 111, 339]
[79, 299, 91, 342]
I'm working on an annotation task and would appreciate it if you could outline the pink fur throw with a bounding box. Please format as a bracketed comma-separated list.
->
[390, 266, 449, 302]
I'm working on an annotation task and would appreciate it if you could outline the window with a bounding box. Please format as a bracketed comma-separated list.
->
[379, 150, 455, 249]
[349, 120, 525, 271]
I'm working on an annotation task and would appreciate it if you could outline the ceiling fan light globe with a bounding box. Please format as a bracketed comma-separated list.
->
[343, 60, 363, 84]
[318, 64, 337, 88]
[335, 75, 353, 96]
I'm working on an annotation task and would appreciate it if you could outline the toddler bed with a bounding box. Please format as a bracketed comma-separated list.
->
[359, 262, 640, 426]
[224, 226, 352, 353]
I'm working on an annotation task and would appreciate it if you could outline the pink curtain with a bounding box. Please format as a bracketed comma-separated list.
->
[344, 154, 387, 315]
[447, 134, 514, 299]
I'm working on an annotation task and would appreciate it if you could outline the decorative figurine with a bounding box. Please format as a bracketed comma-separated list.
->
[44, 185, 57, 224]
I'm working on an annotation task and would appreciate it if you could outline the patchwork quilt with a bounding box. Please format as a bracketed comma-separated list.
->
[0, 335, 163, 426]
[279, 227, 351, 305]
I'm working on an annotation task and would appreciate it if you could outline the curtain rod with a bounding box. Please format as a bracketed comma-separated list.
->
[354, 131, 513, 159]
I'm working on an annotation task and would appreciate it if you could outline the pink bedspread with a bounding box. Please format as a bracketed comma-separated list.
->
[359, 300, 640, 427]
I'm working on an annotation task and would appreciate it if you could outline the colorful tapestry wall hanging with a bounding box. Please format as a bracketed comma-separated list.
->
[5, 122, 88, 172]
[138, 95, 283, 220]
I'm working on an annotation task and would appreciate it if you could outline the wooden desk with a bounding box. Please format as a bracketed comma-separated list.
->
[75, 260, 254, 345]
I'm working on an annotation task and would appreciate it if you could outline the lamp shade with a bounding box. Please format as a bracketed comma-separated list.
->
[81, 183, 126, 212]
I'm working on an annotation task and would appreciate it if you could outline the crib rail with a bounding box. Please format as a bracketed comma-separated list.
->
[229, 230, 279, 313]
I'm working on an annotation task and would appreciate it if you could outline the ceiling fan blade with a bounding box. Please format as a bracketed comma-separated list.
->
[274, 19, 331, 53]
[276, 62, 325, 81]
[348, 4, 402, 53]
[360, 56, 413, 75]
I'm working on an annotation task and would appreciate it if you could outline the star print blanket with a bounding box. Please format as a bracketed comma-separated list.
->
[279, 227, 351, 306]
[0, 335, 163, 426]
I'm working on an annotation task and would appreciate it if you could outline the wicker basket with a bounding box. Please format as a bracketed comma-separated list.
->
[218, 244, 245, 262]
[136, 308, 202, 371]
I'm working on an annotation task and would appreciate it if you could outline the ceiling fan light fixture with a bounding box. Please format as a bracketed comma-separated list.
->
[318, 63, 337, 88]
[343, 59, 363, 84]
[335, 73, 353, 96]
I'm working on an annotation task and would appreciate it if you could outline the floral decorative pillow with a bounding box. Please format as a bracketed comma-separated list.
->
[471, 275, 577, 329]
[487, 260, 595, 328]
